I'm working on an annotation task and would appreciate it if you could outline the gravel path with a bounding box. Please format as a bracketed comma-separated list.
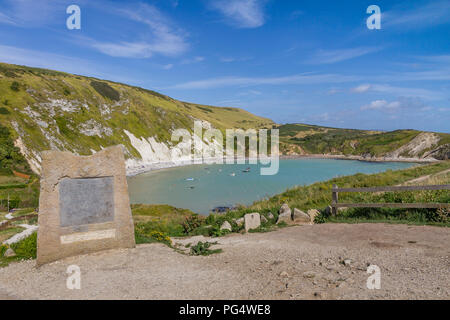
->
[0, 223, 448, 300]
[2, 224, 38, 245]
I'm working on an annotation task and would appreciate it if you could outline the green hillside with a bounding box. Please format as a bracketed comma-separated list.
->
[276, 123, 450, 159]
[0, 62, 273, 173]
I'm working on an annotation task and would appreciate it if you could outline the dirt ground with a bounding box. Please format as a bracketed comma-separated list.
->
[0, 223, 449, 300]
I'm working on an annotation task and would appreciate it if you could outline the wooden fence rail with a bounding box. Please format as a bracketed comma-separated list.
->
[331, 184, 450, 215]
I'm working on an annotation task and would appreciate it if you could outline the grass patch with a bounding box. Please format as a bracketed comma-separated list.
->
[0, 232, 36, 267]
[189, 241, 222, 256]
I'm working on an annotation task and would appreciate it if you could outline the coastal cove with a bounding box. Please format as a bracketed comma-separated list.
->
[127, 158, 416, 214]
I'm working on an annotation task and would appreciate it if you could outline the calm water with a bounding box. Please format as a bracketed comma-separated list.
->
[127, 159, 415, 214]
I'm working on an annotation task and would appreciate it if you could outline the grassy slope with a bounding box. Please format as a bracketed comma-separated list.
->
[277, 123, 450, 157]
[0, 62, 273, 161]
[232, 161, 450, 226]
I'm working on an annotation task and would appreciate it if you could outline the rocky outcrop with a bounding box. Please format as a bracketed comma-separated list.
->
[424, 143, 450, 160]
[386, 132, 440, 158]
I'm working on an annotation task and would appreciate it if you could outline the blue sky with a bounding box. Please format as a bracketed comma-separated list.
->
[0, 0, 449, 132]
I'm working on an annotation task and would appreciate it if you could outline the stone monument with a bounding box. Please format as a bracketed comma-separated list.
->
[37, 145, 135, 266]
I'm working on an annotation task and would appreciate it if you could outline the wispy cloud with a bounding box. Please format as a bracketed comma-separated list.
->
[384, 1, 450, 30]
[0, 12, 17, 25]
[90, 4, 188, 58]
[351, 83, 445, 100]
[210, 0, 267, 28]
[219, 56, 253, 63]
[361, 97, 431, 113]
[0, 0, 69, 27]
[308, 47, 382, 64]
[169, 73, 360, 89]
[181, 56, 205, 65]
[351, 84, 371, 93]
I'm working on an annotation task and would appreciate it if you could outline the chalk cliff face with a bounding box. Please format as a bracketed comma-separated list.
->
[0, 63, 273, 175]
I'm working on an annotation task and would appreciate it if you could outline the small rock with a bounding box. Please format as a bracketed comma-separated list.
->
[279, 271, 289, 278]
[303, 271, 316, 278]
[261, 215, 268, 224]
[277, 204, 292, 224]
[292, 208, 311, 224]
[234, 217, 244, 227]
[343, 259, 352, 266]
[326, 264, 336, 271]
[4, 248, 16, 258]
[220, 221, 232, 232]
[244, 213, 261, 232]
[267, 212, 274, 220]
[307, 209, 320, 223]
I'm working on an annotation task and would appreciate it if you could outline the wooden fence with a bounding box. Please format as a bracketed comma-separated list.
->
[331, 184, 450, 215]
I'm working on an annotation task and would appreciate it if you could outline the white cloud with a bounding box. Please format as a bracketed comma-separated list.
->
[90, 4, 188, 58]
[361, 97, 431, 114]
[163, 64, 174, 70]
[169, 73, 360, 89]
[351, 83, 444, 100]
[308, 47, 382, 64]
[210, 0, 267, 28]
[351, 84, 371, 93]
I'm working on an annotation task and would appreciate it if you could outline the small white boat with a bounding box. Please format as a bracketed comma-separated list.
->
[185, 178, 195, 181]
[230, 172, 236, 177]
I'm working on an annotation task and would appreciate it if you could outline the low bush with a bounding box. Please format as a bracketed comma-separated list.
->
[190, 241, 222, 256]
[10, 81, 20, 92]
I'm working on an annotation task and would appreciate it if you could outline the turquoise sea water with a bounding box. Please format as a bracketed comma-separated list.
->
[127, 159, 415, 214]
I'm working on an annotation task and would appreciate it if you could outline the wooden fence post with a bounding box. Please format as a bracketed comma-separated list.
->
[332, 184, 338, 216]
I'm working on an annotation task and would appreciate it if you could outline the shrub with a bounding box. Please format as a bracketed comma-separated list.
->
[90, 81, 120, 101]
[10, 81, 20, 92]
[182, 214, 205, 234]
[0, 107, 10, 115]
[148, 231, 172, 246]
[426, 208, 449, 223]
[190, 241, 222, 256]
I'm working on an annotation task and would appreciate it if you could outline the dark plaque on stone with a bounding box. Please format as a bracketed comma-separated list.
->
[59, 177, 115, 227]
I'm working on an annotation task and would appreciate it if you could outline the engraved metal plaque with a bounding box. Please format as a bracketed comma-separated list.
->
[59, 177, 115, 227]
